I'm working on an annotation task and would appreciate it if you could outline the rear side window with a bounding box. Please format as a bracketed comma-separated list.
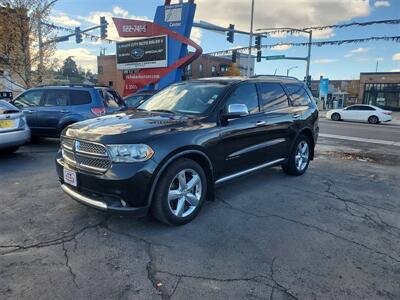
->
[13, 90, 43, 107]
[43, 90, 69, 106]
[225, 84, 260, 114]
[286, 83, 312, 106]
[104, 91, 119, 108]
[259, 83, 288, 111]
[69, 90, 92, 105]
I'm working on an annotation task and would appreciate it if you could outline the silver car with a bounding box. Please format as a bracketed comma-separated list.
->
[0, 100, 30, 153]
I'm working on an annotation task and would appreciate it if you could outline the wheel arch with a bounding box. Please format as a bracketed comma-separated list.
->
[147, 148, 215, 207]
[296, 127, 315, 160]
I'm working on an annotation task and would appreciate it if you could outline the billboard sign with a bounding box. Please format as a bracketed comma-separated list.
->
[116, 35, 168, 70]
[319, 78, 329, 99]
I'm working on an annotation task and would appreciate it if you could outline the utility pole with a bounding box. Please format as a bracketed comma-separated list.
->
[38, 19, 44, 82]
[375, 60, 379, 72]
[305, 30, 312, 79]
[247, 0, 255, 77]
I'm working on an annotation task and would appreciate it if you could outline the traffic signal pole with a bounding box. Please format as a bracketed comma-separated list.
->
[247, 0, 255, 77]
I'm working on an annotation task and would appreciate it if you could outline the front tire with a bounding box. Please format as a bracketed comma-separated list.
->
[282, 134, 311, 176]
[151, 158, 207, 225]
[331, 113, 341, 121]
[368, 115, 379, 124]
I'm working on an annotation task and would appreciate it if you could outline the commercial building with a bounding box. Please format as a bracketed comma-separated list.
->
[359, 72, 400, 111]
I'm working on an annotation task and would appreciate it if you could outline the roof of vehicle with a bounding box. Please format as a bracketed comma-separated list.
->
[32, 84, 95, 89]
[190, 75, 302, 85]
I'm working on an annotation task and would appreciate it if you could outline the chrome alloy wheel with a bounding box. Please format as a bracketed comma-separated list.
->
[168, 169, 202, 218]
[295, 141, 309, 172]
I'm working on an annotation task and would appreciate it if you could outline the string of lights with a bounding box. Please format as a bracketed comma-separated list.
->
[207, 35, 400, 56]
[257, 18, 400, 35]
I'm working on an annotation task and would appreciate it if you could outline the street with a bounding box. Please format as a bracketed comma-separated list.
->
[1, 120, 400, 299]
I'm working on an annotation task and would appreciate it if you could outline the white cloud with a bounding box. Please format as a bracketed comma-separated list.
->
[390, 69, 400, 72]
[190, 28, 202, 45]
[392, 53, 400, 61]
[312, 58, 339, 64]
[112, 6, 129, 18]
[54, 48, 97, 72]
[271, 44, 292, 51]
[50, 13, 81, 27]
[195, 0, 370, 39]
[345, 47, 370, 57]
[374, 1, 391, 8]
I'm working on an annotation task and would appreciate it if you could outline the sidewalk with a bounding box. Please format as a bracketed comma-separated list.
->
[319, 110, 400, 126]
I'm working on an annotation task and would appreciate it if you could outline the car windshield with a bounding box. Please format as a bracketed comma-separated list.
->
[138, 82, 227, 115]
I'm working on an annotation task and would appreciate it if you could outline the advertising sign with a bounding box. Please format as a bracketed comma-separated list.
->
[116, 35, 168, 70]
[319, 78, 329, 99]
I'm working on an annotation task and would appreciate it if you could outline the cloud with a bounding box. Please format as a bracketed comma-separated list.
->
[312, 58, 339, 64]
[112, 6, 129, 18]
[390, 69, 400, 72]
[271, 44, 292, 51]
[345, 47, 370, 57]
[392, 53, 400, 61]
[374, 1, 390, 8]
[190, 28, 202, 45]
[195, 0, 370, 38]
[54, 48, 97, 72]
[50, 13, 81, 27]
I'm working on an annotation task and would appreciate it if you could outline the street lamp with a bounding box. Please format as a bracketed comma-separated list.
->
[287, 66, 298, 76]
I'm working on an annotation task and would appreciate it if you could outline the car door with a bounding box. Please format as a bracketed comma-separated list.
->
[342, 105, 361, 121]
[216, 83, 278, 178]
[12, 89, 44, 129]
[35, 89, 70, 135]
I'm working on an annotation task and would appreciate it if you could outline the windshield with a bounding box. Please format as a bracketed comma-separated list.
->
[138, 82, 227, 115]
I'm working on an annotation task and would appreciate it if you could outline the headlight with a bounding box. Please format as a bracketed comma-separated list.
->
[18, 116, 26, 129]
[107, 144, 154, 162]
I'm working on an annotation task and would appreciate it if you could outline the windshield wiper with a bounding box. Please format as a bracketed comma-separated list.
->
[150, 109, 176, 114]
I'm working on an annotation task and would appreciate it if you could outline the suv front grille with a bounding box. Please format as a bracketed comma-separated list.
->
[61, 138, 111, 173]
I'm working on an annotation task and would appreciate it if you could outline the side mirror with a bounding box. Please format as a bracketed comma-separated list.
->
[223, 103, 249, 120]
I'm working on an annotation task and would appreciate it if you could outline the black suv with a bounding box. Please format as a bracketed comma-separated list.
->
[56, 76, 319, 225]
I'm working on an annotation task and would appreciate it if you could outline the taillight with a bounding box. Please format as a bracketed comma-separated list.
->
[383, 111, 392, 115]
[91, 107, 105, 116]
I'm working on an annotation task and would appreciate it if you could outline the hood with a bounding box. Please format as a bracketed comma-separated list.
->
[64, 110, 198, 143]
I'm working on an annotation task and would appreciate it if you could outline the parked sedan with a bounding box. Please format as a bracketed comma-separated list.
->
[326, 104, 392, 124]
[0, 100, 30, 153]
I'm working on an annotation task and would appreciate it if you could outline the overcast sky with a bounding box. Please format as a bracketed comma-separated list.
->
[51, 0, 400, 80]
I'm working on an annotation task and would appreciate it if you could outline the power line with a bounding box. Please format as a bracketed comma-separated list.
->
[206, 35, 400, 56]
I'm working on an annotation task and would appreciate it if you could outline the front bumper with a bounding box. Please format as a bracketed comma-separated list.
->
[56, 151, 158, 216]
[0, 127, 30, 149]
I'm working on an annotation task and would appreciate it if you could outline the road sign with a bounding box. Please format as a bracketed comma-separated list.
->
[264, 55, 285, 60]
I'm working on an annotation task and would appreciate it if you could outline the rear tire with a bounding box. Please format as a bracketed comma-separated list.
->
[282, 134, 311, 176]
[368, 115, 379, 124]
[331, 113, 341, 121]
[151, 158, 207, 225]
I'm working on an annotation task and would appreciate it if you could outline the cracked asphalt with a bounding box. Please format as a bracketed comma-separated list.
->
[1, 137, 400, 299]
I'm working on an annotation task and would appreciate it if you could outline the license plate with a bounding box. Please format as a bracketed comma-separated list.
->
[63, 168, 77, 187]
[0, 120, 14, 128]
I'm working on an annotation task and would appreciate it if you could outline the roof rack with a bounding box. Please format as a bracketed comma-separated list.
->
[35, 84, 95, 88]
[250, 74, 298, 80]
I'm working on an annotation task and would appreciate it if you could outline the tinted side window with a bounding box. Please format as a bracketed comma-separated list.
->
[43, 90, 69, 106]
[259, 83, 288, 111]
[104, 92, 119, 108]
[13, 90, 43, 107]
[286, 84, 312, 106]
[225, 84, 259, 114]
[347, 106, 362, 111]
[69, 90, 92, 105]
[361, 106, 375, 111]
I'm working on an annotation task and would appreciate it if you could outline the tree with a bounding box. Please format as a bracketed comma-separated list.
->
[60, 56, 79, 78]
[0, 0, 58, 88]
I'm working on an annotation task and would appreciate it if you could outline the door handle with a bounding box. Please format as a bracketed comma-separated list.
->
[256, 121, 266, 126]
[293, 114, 301, 119]
[24, 110, 35, 113]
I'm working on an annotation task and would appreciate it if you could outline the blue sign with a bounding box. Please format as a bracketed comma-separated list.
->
[319, 78, 329, 98]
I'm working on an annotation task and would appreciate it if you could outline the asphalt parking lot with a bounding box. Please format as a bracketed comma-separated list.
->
[1, 136, 400, 299]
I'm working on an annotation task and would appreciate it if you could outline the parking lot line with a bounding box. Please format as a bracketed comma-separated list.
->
[319, 133, 400, 147]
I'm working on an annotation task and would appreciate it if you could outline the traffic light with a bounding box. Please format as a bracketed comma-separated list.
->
[75, 27, 82, 44]
[256, 50, 262, 62]
[227, 24, 234, 43]
[100, 16, 108, 39]
[255, 35, 261, 50]
[232, 50, 237, 63]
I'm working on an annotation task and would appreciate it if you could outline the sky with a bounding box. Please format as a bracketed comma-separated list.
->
[50, 0, 400, 80]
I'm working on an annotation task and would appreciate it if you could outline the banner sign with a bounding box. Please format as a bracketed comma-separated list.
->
[116, 36, 168, 70]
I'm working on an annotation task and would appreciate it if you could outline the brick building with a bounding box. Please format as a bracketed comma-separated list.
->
[359, 72, 400, 111]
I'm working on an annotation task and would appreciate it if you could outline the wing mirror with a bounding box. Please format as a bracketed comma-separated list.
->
[223, 104, 249, 120]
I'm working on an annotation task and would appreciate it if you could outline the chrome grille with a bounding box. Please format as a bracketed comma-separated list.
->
[61, 137, 111, 173]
